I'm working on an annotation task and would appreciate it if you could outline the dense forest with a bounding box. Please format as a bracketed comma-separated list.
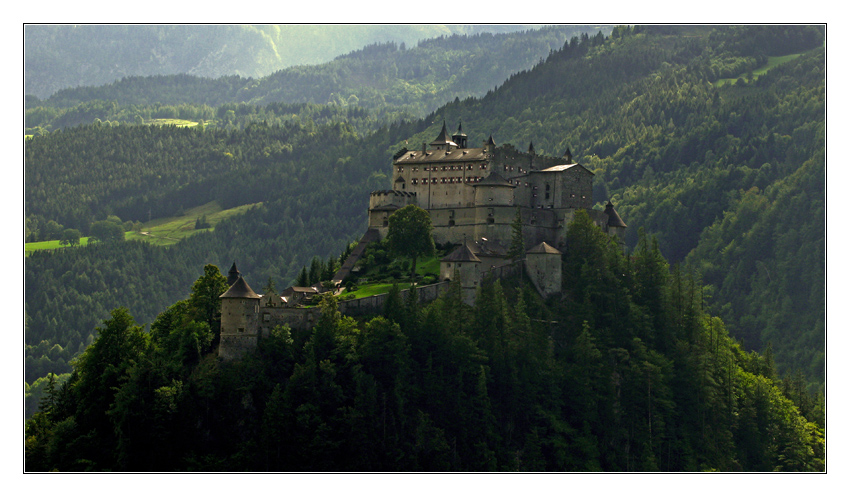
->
[25, 24, 563, 99]
[24, 25, 826, 471]
[25, 213, 824, 471]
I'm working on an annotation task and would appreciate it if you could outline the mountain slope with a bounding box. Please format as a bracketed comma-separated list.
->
[25, 24, 575, 99]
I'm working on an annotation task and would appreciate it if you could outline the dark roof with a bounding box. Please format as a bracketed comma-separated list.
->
[527, 241, 562, 255]
[430, 121, 458, 147]
[393, 146, 487, 164]
[473, 172, 515, 188]
[441, 242, 481, 263]
[604, 202, 627, 228]
[453, 122, 466, 137]
[227, 262, 241, 286]
[487, 135, 496, 146]
[220, 275, 261, 299]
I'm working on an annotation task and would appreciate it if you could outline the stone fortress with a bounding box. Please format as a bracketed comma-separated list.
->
[219, 122, 627, 359]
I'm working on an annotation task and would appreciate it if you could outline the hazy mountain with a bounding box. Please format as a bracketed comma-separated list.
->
[25, 24, 584, 99]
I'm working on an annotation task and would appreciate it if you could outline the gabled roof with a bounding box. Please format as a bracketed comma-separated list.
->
[441, 242, 481, 263]
[220, 275, 261, 299]
[604, 202, 627, 228]
[473, 172, 515, 188]
[527, 241, 562, 255]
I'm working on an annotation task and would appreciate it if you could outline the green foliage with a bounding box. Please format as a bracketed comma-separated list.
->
[387, 205, 435, 281]
[59, 228, 81, 247]
[24, 220, 824, 471]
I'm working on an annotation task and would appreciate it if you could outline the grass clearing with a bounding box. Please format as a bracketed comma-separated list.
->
[145, 118, 199, 127]
[26, 201, 262, 254]
[25, 237, 92, 255]
[341, 282, 413, 299]
[714, 53, 804, 87]
[125, 201, 262, 246]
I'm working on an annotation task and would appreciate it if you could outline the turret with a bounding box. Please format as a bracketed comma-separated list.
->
[227, 262, 241, 287]
[218, 275, 261, 360]
[452, 121, 468, 149]
[525, 242, 562, 298]
[604, 201, 627, 243]
[440, 240, 481, 305]
[430, 121, 458, 151]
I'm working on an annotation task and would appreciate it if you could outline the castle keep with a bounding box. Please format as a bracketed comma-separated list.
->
[219, 122, 627, 360]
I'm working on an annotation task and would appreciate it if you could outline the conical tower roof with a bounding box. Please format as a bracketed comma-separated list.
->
[227, 262, 241, 286]
[430, 120, 457, 147]
[220, 275, 261, 299]
[441, 242, 481, 263]
[604, 201, 627, 228]
[527, 241, 562, 255]
[473, 171, 515, 187]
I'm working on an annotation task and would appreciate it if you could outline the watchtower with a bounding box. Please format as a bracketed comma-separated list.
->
[218, 275, 261, 360]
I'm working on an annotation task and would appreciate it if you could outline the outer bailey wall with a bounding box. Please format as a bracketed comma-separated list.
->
[339, 280, 451, 316]
[251, 280, 453, 336]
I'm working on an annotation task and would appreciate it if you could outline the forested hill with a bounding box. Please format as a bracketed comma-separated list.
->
[26, 25, 606, 130]
[24, 24, 553, 99]
[25, 25, 824, 420]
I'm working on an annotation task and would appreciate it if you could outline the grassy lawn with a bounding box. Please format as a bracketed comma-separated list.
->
[25, 237, 92, 255]
[341, 282, 413, 299]
[714, 53, 804, 87]
[26, 200, 262, 254]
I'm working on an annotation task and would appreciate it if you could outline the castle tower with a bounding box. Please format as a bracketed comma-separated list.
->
[440, 241, 481, 305]
[452, 121, 468, 149]
[525, 242, 562, 298]
[218, 275, 261, 360]
[603, 201, 628, 243]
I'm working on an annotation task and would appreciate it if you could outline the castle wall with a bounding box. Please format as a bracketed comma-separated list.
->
[338, 280, 451, 316]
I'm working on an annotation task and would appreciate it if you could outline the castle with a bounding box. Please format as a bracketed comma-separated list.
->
[218, 122, 626, 360]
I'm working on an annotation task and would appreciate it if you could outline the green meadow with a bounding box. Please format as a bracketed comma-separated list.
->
[714, 53, 804, 87]
[26, 201, 261, 254]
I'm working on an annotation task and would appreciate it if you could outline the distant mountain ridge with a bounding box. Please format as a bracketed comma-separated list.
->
[25, 24, 602, 99]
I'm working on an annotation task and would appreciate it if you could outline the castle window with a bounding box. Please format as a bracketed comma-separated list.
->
[467, 164, 473, 170]
[412, 179, 418, 185]
[581, 195, 586, 199]
[238, 328, 245, 333]
[264, 313, 270, 322]
[448, 219, 455, 227]
[398, 167, 404, 173]
[570, 194, 576, 198]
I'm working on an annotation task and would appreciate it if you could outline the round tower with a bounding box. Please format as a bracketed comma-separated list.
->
[219, 275, 261, 360]
[440, 241, 481, 305]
